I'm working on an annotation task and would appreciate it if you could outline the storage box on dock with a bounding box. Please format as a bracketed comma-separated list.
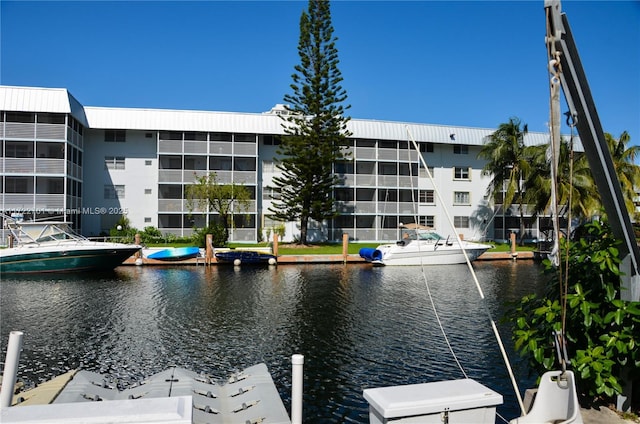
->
[363, 378, 503, 423]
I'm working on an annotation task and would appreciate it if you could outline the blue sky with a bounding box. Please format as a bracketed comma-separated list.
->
[1, 1, 638, 144]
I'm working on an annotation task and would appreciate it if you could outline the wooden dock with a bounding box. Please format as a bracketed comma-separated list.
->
[123, 250, 535, 266]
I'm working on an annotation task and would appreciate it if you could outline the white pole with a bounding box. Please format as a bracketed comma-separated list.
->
[0, 331, 24, 408]
[291, 354, 304, 424]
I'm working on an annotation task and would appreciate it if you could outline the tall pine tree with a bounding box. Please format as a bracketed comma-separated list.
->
[269, 0, 351, 245]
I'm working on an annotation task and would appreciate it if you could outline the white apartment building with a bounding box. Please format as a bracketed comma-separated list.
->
[1, 85, 570, 243]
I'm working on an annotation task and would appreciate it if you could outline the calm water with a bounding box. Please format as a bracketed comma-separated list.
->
[1, 261, 547, 423]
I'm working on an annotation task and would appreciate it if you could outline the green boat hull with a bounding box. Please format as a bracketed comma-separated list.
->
[0, 247, 140, 275]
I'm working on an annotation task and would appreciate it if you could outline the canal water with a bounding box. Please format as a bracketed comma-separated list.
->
[1, 261, 548, 423]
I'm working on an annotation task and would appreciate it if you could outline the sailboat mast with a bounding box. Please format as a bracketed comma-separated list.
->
[545, 0, 640, 302]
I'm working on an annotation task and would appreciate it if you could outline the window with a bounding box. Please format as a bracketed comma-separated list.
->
[419, 142, 434, 153]
[159, 185, 182, 199]
[378, 189, 397, 202]
[234, 157, 256, 171]
[5, 177, 33, 193]
[263, 214, 280, 228]
[419, 215, 435, 228]
[399, 162, 418, 176]
[184, 132, 207, 141]
[356, 161, 375, 174]
[419, 190, 435, 204]
[334, 215, 354, 228]
[159, 131, 181, 140]
[356, 188, 376, 201]
[263, 187, 281, 200]
[144, 217, 152, 223]
[454, 191, 470, 205]
[6, 112, 35, 123]
[378, 162, 397, 175]
[453, 144, 468, 154]
[334, 161, 354, 174]
[210, 156, 232, 170]
[68, 117, 83, 135]
[356, 139, 376, 148]
[454, 166, 470, 179]
[335, 188, 354, 202]
[68, 179, 81, 197]
[356, 215, 376, 228]
[379, 140, 396, 150]
[36, 177, 63, 194]
[233, 214, 256, 228]
[244, 186, 257, 200]
[105, 156, 125, 170]
[420, 166, 435, 178]
[398, 189, 416, 202]
[210, 132, 232, 142]
[158, 214, 182, 228]
[261, 135, 281, 145]
[37, 113, 65, 124]
[104, 185, 125, 199]
[454, 216, 470, 228]
[262, 160, 277, 173]
[184, 156, 206, 170]
[234, 133, 256, 143]
[159, 156, 181, 169]
[36, 142, 64, 159]
[381, 215, 398, 229]
[5, 141, 34, 158]
[105, 130, 126, 142]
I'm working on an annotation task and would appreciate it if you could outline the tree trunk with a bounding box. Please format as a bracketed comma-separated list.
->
[299, 214, 309, 245]
[518, 202, 525, 246]
[221, 213, 230, 244]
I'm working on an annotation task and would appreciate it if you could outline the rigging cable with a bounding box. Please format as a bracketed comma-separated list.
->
[546, 4, 571, 371]
[405, 138, 469, 380]
[406, 126, 526, 417]
[562, 116, 577, 357]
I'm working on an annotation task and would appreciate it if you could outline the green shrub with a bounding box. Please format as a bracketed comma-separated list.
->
[505, 221, 640, 406]
[191, 222, 227, 248]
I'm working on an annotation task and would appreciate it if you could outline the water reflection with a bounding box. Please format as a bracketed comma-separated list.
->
[1, 261, 546, 423]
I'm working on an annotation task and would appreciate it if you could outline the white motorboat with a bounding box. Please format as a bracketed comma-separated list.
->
[359, 224, 493, 266]
[0, 215, 141, 274]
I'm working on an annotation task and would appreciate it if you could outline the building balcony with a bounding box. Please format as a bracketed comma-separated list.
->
[2, 193, 65, 211]
[2, 158, 65, 174]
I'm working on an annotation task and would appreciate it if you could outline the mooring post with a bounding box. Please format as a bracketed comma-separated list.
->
[510, 232, 518, 260]
[206, 234, 213, 265]
[291, 354, 304, 424]
[342, 233, 349, 263]
[134, 234, 142, 260]
[273, 233, 279, 257]
[0, 331, 24, 408]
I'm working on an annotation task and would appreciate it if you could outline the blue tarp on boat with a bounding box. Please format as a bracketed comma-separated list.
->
[215, 250, 276, 265]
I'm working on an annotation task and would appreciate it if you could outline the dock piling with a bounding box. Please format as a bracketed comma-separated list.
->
[0, 331, 24, 408]
[291, 354, 304, 424]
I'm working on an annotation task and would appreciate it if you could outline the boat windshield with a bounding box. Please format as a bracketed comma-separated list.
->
[11, 222, 84, 244]
[416, 231, 443, 241]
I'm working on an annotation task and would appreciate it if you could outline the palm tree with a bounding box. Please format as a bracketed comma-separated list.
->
[605, 131, 640, 218]
[478, 117, 530, 243]
[523, 138, 599, 223]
